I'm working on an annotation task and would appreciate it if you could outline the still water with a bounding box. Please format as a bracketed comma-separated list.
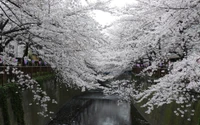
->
[21, 80, 148, 125]
[48, 92, 133, 125]
[2, 76, 200, 125]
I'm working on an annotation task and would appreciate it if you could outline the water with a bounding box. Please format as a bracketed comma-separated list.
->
[2, 74, 200, 125]
[48, 92, 135, 125]
[19, 73, 200, 125]
[74, 99, 131, 125]
[19, 79, 148, 125]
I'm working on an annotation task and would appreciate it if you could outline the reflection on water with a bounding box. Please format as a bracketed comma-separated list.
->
[3, 73, 200, 125]
[22, 75, 200, 125]
[2, 78, 147, 125]
[48, 92, 149, 125]
[73, 99, 131, 125]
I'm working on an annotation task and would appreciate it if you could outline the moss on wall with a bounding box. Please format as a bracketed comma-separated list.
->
[34, 73, 55, 84]
[0, 83, 25, 125]
[9, 84, 25, 125]
[0, 86, 11, 125]
[198, 118, 200, 125]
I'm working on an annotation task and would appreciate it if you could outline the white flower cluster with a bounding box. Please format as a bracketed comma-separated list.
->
[10, 68, 58, 118]
[104, 80, 135, 102]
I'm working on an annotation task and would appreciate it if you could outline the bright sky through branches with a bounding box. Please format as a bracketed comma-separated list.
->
[91, 10, 117, 26]
[110, 0, 138, 8]
[92, 0, 138, 26]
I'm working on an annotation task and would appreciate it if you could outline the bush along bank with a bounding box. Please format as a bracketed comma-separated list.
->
[33, 72, 55, 84]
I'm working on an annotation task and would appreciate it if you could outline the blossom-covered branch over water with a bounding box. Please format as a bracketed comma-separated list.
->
[1, 0, 200, 120]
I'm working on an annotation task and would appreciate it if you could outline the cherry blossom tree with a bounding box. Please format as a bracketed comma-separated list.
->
[1, 0, 200, 120]
[0, 0, 109, 86]
[106, 0, 200, 118]
[0, 0, 110, 117]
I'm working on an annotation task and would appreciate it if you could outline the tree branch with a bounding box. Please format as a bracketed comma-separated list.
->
[2, 27, 29, 35]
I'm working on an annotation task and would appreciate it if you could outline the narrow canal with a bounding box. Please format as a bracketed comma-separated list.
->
[1, 75, 200, 125]
[47, 91, 149, 125]
[21, 79, 148, 125]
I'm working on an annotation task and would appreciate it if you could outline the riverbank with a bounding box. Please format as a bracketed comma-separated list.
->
[0, 73, 55, 125]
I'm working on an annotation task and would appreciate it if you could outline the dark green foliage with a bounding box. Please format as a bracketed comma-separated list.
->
[9, 84, 25, 125]
[0, 84, 25, 125]
[0, 73, 54, 125]
[0, 86, 10, 125]
[34, 73, 55, 88]
[198, 118, 200, 125]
